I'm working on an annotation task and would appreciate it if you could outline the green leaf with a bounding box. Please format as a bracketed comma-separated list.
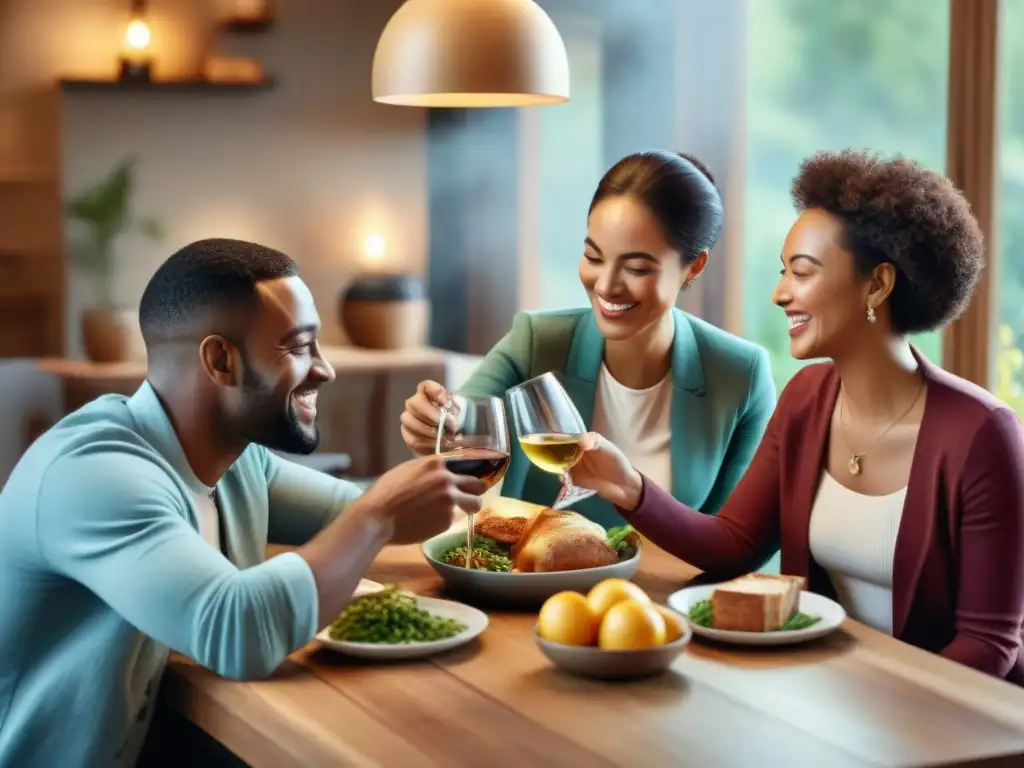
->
[136, 217, 164, 240]
[63, 155, 163, 272]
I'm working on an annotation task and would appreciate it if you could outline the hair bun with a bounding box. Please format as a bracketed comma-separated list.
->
[676, 152, 716, 187]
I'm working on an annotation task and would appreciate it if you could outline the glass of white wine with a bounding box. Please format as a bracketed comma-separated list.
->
[507, 372, 596, 510]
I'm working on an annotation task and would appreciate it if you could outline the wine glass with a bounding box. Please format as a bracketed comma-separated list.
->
[435, 394, 510, 569]
[507, 372, 596, 510]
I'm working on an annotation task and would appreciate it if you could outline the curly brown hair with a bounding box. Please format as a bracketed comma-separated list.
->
[791, 149, 984, 335]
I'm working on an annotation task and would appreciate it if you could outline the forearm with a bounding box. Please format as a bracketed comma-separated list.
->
[940, 633, 1018, 679]
[620, 476, 758, 577]
[295, 499, 395, 629]
[265, 448, 364, 545]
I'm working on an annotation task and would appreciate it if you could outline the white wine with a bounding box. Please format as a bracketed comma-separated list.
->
[520, 433, 584, 475]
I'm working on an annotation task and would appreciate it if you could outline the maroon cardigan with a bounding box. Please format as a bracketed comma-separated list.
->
[623, 351, 1024, 682]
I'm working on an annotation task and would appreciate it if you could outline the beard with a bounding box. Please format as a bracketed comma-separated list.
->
[236, 366, 320, 455]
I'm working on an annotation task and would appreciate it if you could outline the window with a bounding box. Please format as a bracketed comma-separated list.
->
[744, 0, 950, 390]
[993, 0, 1024, 414]
[535, 12, 602, 311]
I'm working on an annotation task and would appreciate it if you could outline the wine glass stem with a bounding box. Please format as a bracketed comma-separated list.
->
[560, 471, 573, 491]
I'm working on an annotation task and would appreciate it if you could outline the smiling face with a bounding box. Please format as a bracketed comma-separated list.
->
[217, 276, 336, 453]
[579, 195, 703, 342]
[772, 208, 893, 360]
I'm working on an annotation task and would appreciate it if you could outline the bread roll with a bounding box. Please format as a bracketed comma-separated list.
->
[510, 508, 618, 573]
[710, 573, 805, 631]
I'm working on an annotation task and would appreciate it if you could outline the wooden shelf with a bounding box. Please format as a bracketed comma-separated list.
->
[58, 77, 275, 94]
[218, 16, 274, 33]
[0, 168, 54, 184]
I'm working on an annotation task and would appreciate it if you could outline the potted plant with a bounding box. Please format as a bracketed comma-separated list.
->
[65, 156, 163, 362]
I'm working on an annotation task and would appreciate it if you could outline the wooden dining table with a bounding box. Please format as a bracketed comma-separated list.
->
[161, 542, 1024, 767]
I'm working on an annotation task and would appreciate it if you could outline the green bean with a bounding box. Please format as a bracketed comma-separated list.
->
[327, 585, 467, 644]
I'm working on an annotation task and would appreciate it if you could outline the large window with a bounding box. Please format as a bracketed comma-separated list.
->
[994, 0, 1024, 414]
[744, 0, 950, 390]
[536, 11, 602, 311]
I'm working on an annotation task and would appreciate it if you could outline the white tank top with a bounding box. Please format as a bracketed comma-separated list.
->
[591, 364, 673, 492]
[808, 471, 906, 635]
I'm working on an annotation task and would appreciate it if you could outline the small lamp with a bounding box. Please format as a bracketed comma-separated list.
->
[119, 0, 153, 82]
[338, 234, 429, 350]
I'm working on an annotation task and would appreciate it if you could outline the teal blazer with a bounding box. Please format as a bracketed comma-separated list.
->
[459, 307, 778, 529]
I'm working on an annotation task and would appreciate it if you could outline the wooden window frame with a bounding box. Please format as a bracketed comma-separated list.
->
[943, 0, 1002, 386]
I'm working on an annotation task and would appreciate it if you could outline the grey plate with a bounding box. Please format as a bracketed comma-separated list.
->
[533, 619, 692, 680]
[421, 531, 641, 607]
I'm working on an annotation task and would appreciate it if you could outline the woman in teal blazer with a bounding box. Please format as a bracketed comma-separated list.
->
[402, 151, 777, 529]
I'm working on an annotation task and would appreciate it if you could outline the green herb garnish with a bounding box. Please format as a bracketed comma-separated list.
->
[687, 598, 822, 631]
[440, 536, 514, 572]
[780, 612, 822, 631]
[328, 585, 466, 644]
[607, 524, 637, 560]
[688, 599, 714, 627]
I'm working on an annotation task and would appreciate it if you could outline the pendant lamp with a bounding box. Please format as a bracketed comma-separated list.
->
[372, 0, 570, 107]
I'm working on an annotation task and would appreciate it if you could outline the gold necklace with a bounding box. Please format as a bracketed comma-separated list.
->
[839, 381, 925, 476]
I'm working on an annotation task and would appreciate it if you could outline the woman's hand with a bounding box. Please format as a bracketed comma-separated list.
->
[400, 380, 460, 456]
[569, 432, 644, 512]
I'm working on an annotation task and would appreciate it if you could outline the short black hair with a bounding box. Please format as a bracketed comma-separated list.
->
[139, 238, 298, 344]
[792, 150, 984, 335]
[589, 150, 724, 264]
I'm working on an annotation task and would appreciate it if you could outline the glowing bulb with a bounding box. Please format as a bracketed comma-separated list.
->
[363, 233, 386, 261]
[125, 19, 151, 51]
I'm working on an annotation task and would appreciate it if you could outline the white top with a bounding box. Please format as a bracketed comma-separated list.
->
[591, 364, 673, 492]
[191, 487, 221, 551]
[808, 471, 906, 634]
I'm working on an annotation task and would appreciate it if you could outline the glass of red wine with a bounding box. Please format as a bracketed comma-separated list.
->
[435, 394, 510, 569]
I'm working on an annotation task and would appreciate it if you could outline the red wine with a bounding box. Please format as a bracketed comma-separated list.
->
[443, 448, 510, 492]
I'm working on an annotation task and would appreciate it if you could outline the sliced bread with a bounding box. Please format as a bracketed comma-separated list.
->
[710, 573, 806, 632]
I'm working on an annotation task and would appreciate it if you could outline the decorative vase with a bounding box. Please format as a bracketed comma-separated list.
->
[81, 306, 145, 363]
[339, 273, 428, 350]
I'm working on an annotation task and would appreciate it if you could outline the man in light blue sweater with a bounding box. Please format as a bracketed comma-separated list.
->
[0, 239, 484, 767]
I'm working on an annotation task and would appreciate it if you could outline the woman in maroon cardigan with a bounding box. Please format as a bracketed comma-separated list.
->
[571, 149, 1024, 683]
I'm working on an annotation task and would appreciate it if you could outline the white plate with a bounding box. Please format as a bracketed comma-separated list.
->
[667, 583, 846, 646]
[421, 530, 641, 606]
[316, 583, 489, 660]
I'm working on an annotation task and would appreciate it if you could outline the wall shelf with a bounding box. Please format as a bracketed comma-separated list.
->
[0, 168, 54, 184]
[58, 77, 276, 94]
[218, 16, 274, 34]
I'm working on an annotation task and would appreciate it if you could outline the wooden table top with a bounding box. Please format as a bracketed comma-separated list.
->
[36, 346, 449, 381]
[163, 544, 1024, 768]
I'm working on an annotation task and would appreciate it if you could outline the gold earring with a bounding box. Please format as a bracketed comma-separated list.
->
[866, 305, 876, 323]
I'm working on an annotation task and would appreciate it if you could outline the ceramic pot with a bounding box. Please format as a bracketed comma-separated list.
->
[339, 273, 428, 349]
[81, 306, 145, 363]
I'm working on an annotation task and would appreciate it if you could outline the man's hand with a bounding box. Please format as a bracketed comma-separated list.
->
[569, 432, 644, 512]
[299, 455, 486, 628]
[353, 454, 486, 544]
[399, 380, 461, 456]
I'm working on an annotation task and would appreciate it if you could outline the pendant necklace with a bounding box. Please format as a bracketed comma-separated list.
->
[839, 381, 925, 476]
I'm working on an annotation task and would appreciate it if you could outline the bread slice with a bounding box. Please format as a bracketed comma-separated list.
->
[710, 573, 806, 632]
[473, 497, 548, 544]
